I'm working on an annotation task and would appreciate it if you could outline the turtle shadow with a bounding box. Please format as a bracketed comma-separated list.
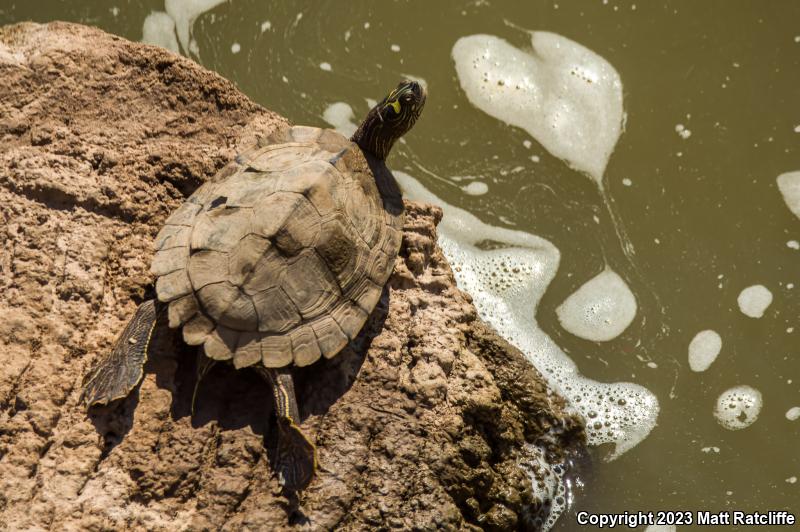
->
[86, 286, 389, 503]
[86, 389, 141, 457]
[296, 284, 390, 416]
[177, 285, 389, 433]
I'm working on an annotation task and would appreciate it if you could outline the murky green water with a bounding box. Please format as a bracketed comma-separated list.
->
[3, 1, 799, 529]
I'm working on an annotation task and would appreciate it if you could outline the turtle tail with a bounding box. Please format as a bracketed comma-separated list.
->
[82, 299, 159, 407]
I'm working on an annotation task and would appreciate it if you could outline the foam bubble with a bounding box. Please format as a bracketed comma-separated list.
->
[519, 444, 571, 530]
[461, 181, 489, 196]
[788, 240, 799, 250]
[319, 62, 332, 72]
[260, 20, 271, 32]
[786, 407, 800, 421]
[737, 285, 773, 318]
[452, 32, 624, 185]
[230, 42, 241, 54]
[141, 11, 181, 54]
[390, 44, 401, 52]
[556, 269, 637, 342]
[688, 330, 722, 372]
[675, 123, 692, 139]
[164, 0, 226, 56]
[777, 171, 800, 220]
[395, 171, 659, 461]
[322, 102, 358, 138]
[714, 385, 763, 430]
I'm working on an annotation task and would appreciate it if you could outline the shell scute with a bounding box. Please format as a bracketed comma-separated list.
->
[251, 286, 302, 333]
[290, 326, 322, 367]
[282, 250, 342, 319]
[311, 316, 349, 359]
[190, 206, 252, 252]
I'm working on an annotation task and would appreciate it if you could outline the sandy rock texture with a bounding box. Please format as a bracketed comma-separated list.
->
[0, 22, 584, 531]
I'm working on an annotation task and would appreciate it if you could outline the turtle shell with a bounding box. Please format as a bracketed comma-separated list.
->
[151, 125, 403, 369]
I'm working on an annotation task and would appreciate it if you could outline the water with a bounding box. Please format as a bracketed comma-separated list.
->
[3, 1, 799, 529]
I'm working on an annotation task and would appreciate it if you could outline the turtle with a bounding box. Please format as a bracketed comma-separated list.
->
[82, 80, 426, 491]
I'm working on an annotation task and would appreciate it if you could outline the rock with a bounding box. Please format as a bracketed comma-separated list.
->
[0, 22, 584, 530]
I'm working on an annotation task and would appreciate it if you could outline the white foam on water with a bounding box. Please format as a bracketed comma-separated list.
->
[622, 178, 632, 186]
[787, 476, 798, 484]
[319, 62, 332, 72]
[737, 285, 773, 318]
[322, 102, 357, 138]
[786, 407, 800, 421]
[452, 32, 624, 185]
[394, 171, 659, 461]
[260, 20, 271, 32]
[461, 180, 489, 196]
[519, 444, 571, 530]
[164, 0, 226, 56]
[390, 44, 401, 52]
[688, 330, 722, 372]
[230, 42, 241, 54]
[556, 268, 637, 342]
[777, 171, 800, 220]
[788, 240, 799, 250]
[141, 11, 181, 54]
[714, 385, 763, 430]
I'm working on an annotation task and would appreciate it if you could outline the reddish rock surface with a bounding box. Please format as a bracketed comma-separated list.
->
[0, 22, 583, 530]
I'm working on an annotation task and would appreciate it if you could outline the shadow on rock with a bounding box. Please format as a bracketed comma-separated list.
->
[86, 287, 389, 481]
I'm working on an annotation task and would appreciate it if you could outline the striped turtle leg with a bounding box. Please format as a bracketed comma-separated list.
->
[255, 367, 317, 491]
[191, 353, 216, 416]
[82, 299, 159, 407]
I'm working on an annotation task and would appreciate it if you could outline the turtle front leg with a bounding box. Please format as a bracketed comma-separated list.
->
[82, 299, 159, 407]
[255, 366, 317, 491]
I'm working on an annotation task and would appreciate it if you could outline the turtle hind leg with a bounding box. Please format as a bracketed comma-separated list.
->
[82, 299, 159, 408]
[256, 366, 317, 491]
[191, 353, 216, 416]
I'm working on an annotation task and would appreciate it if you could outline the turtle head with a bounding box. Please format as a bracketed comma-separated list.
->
[351, 79, 426, 161]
